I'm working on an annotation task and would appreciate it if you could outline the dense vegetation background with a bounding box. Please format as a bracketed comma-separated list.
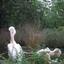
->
[1, 0, 64, 28]
[0, 0, 64, 55]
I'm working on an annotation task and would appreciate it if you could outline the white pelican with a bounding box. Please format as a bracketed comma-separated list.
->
[7, 26, 23, 61]
[36, 47, 61, 60]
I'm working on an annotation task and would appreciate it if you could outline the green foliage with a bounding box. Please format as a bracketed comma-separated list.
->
[0, 52, 64, 64]
[42, 27, 64, 48]
[1, 0, 64, 28]
[26, 51, 49, 64]
[43, 0, 64, 28]
[2, 0, 44, 27]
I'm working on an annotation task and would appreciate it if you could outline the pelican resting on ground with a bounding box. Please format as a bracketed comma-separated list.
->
[7, 26, 23, 61]
[36, 47, 61, 60]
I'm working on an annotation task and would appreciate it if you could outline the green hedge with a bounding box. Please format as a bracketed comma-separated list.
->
[42, 26, 64, 48]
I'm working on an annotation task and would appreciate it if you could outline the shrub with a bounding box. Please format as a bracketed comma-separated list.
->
[0, 28, 9, 56]
[0, 51, 64, 64]
[17, 23, 43, 48]
[42, 27, 64, 48]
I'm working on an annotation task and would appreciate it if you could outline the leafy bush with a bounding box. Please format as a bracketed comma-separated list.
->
[26, 51, 49, 64]
[2, 0, 44, 27]
[42, 27, 64, 48]
[0, 51, 64, 64]
[0, 28, 9, 55]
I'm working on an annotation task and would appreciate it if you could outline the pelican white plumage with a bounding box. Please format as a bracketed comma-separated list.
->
[36, 47, 51, 55]
[53, 48, 61, 57]
[7, 26, 23, 61]
[36, 47, 61, 60]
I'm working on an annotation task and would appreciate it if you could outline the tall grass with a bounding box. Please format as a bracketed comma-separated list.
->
[17, 24, 43, 48]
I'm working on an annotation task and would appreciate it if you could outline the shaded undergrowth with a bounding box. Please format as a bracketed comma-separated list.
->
[0, 51, 64, 64]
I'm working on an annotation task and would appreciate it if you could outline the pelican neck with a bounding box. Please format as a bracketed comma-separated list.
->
[10, 40, 16, 44]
